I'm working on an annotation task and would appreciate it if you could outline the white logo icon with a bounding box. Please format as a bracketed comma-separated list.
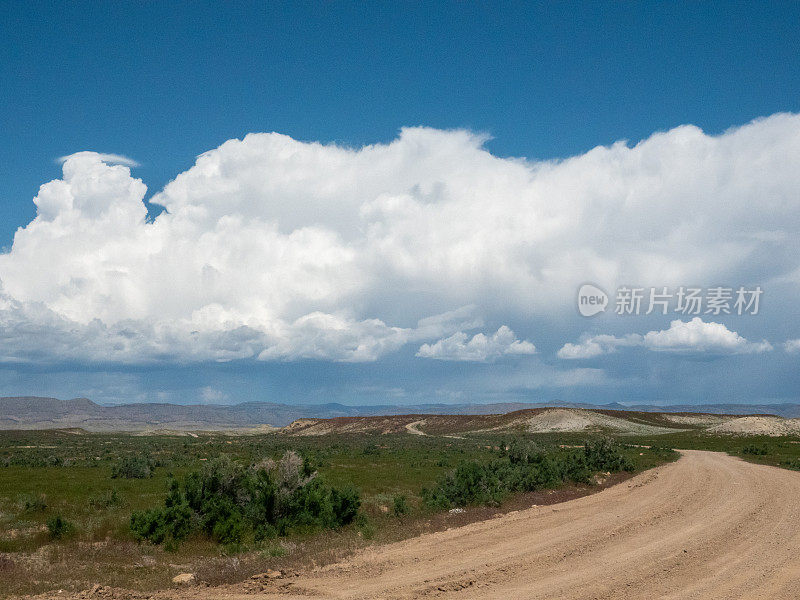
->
[577, 284, 608, 317]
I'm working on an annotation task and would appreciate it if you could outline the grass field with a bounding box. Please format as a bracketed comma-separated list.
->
[0, 425, 795, 597]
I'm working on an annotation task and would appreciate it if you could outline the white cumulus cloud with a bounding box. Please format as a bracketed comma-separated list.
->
[558, 318, 772, 359]
[416, 326, 536, 362]
[557, 334, 643, 359]
[643, 318, 772, 354]
[1, 113, 799, 364]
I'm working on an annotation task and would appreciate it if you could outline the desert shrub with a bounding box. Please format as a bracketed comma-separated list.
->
[329, 484, 361, 525]
[741, 444, 768, 456]
[780, 458, 800, 470]
[4, 454, 64, 468]
[392, 494, 409, 517]
[260, 543, 287, 558]
[111, 455, 154, 479]
[88, 489, 123, 509]
[130, 450, 361, 547]
[47, 515, 76, 540]
[22, 493, 47, 513]
[45, 455, 64, 467]
[583, 438, 635, 472]
[648, 445, 678, 456]
[422, 437, 633, 510]
[130, 497, 195, 545]
[354, 513, 375, 539]
[362, 444, 380, 456]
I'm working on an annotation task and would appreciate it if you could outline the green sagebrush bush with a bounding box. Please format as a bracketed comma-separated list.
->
[130, 451, 360, 547]
[111, 455, 154, 479]
[392, 494, 409, 517]
[421, 437, 634, 510]
[741, 444, 768, 456]
[354, 512, 375, 539]
[582, 437, 636, 472]
[88, 489, 123, 509]
[22, 493, 47, 513]
[47, 515, 76, 540]
[780, 457, 800, 470]
[2, 454, 63, 468]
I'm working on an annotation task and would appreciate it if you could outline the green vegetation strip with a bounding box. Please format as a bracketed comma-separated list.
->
[3, 427, 773, 597]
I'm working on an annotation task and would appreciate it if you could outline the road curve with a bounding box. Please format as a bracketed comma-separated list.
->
[209, 450, 800, 600]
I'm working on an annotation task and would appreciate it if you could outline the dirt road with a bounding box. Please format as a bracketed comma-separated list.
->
[69, 450, 793, 600]
[29, 449, 800, 600]
[187, 450, 799, 600]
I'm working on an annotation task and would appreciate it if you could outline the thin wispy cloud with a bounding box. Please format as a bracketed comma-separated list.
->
[785, 339, 800, 353]
[56, 151, 140, 168]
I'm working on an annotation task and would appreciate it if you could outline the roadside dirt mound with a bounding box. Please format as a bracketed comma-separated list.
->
[516, 408, 679, 435]
[707, 415, 800, 436]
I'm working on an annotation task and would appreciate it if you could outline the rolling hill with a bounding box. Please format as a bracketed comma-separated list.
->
[2, 396, 800, 434]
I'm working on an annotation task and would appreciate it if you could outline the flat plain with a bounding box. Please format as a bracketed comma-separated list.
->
[3, 407, 800, 599]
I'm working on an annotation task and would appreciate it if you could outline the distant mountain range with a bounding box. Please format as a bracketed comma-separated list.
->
[2, 396, 799, 432]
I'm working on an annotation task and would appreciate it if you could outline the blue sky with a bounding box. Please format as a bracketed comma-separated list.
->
[1, 2, 799, 406]
[4, 1, 799, 246]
